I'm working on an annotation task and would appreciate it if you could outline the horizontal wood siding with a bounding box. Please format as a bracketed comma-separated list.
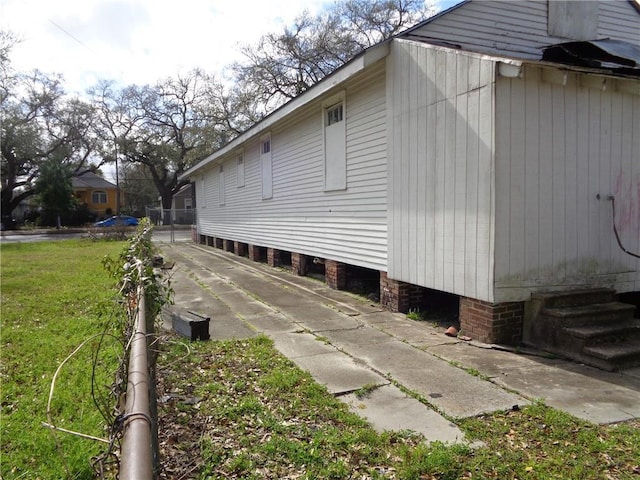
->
[494, 67, 640, 301]
[387, 40, 496, 301]
[197, 61, 388, 271]
[408, 0, 640, 59]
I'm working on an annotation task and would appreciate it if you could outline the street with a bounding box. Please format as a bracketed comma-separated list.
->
[0, 227, 192, 244]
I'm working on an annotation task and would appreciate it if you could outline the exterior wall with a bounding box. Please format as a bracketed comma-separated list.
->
[406, 0, 640, 60]
[387, 40, 496, 302]
[74, 188, 119, 217]
[196, 61, 388, 272]
[494, 65, 640, 301]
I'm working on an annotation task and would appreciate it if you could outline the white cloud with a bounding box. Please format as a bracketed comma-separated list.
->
[1, 0, 329, 95]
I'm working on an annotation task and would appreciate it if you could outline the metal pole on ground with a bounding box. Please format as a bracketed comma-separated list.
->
[120, 287, 153, 480]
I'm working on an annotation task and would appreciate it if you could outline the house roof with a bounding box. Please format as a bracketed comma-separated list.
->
[181, 0, 640, 180]
[72, 172, 116, 189]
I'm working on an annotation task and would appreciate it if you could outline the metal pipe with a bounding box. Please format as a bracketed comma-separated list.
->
[120, 288, 154, 480]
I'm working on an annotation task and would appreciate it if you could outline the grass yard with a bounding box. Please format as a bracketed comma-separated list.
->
[157, 337, 640, 480]
[1, 240, 126, 479]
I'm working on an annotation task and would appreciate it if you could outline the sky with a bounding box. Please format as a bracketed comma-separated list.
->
[1, 0, 458, 96]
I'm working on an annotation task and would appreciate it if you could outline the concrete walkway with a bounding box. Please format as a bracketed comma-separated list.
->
[156, 242, 640, 444]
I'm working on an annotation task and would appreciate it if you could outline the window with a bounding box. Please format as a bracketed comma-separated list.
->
[326, 104, 343, 126]
[323, 95, 346, 191]
[184, 197, 192, 210]
[261, 134, 272, 199]
[219, 164, 225, 206]
[92, 191, 107, 204]
[237, 152, 245, 188]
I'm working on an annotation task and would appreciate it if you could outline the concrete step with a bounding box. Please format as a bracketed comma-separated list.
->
[532, 288, 616, 308]
[583, 341, 640, 371]
[542, 302, 635, 327]
[563, 319, 640, 343]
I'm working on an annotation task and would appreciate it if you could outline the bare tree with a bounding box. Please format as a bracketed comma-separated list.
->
[232, 0, 437, 114]
[107, 70, 230, 213]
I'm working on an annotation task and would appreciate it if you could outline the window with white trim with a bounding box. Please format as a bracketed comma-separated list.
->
[261, 134, 272, 199]
[323, 94, 346, 191]
[92, 191, 107, 204]
[237, 152, 245, 188]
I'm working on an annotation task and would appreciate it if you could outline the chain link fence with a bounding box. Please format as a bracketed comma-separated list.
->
[145, 208, 195, 226]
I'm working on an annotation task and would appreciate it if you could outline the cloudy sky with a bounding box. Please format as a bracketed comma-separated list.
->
[1, 0, 456, 96]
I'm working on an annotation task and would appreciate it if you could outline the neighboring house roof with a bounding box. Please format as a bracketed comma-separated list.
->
[72, 172, 116, 189]
[181, 0, 640, 180]
[173, 183, 193, 198]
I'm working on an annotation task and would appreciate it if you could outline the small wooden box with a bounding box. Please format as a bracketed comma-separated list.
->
[171, 310, 211, 341]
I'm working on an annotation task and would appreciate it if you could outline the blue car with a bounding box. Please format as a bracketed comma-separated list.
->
[94, 215, 139, 227]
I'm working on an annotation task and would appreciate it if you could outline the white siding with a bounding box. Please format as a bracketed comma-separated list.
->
[387, 40, 496, 301]
[197, 61, 388, 271]
[494, 66, 640, 301]
[407, 0, 640, 60]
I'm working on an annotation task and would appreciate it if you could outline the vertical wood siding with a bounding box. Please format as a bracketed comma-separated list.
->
[197, 61, 388, 271]
[407, 0, 640, 60]
[494, 67, 640, 301]
[387, 40, 496, 301]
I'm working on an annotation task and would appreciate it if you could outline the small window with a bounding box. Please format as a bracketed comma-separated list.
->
[184, 198, 192, 210]
[262, 139, 271, 154]
[237, 153, 245, 188]
[92, 191, 107, 204]
[326, 104, 343, 126]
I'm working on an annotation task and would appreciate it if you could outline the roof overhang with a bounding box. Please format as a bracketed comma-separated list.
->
[180, 41, 390, 180]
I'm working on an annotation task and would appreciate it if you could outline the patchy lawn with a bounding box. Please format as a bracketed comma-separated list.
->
[156, 336, 640, 479]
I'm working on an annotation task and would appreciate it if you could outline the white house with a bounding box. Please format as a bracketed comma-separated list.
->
[182, 0, 640, 370]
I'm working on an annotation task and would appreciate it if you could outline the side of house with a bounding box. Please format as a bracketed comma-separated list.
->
[194, 56, 389, 272]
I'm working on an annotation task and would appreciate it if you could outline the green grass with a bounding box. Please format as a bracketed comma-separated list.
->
[158, 336, 640, 479]
[1, 240, 126, 479]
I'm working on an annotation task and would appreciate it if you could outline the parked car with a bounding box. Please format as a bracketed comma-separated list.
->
[94, 215, 139, 227]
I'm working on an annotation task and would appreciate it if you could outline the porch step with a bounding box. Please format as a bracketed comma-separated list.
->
[526, 288, 640, 371]
[532, 288, 616, 308]
[563, 320, 640, 341]
[542, 302, 635, 326]
[583, 342, 640, 371]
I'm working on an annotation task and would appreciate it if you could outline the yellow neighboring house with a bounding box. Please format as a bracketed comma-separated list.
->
[72, 172, 121, 218]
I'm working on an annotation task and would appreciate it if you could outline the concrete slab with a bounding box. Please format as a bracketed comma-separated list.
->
[377, 322, 457, 347]
[290, 351, 389, 395]
[427, 342, 566, 379]
[282, 303, 362, 333]
[345, 340, 525, 418]
[342, 384, 466, 444]
[321, 325, 395, 349]
[272, 332, 338, 358]
[428, 342, 640, 424]
[244, 313, 300, 334]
